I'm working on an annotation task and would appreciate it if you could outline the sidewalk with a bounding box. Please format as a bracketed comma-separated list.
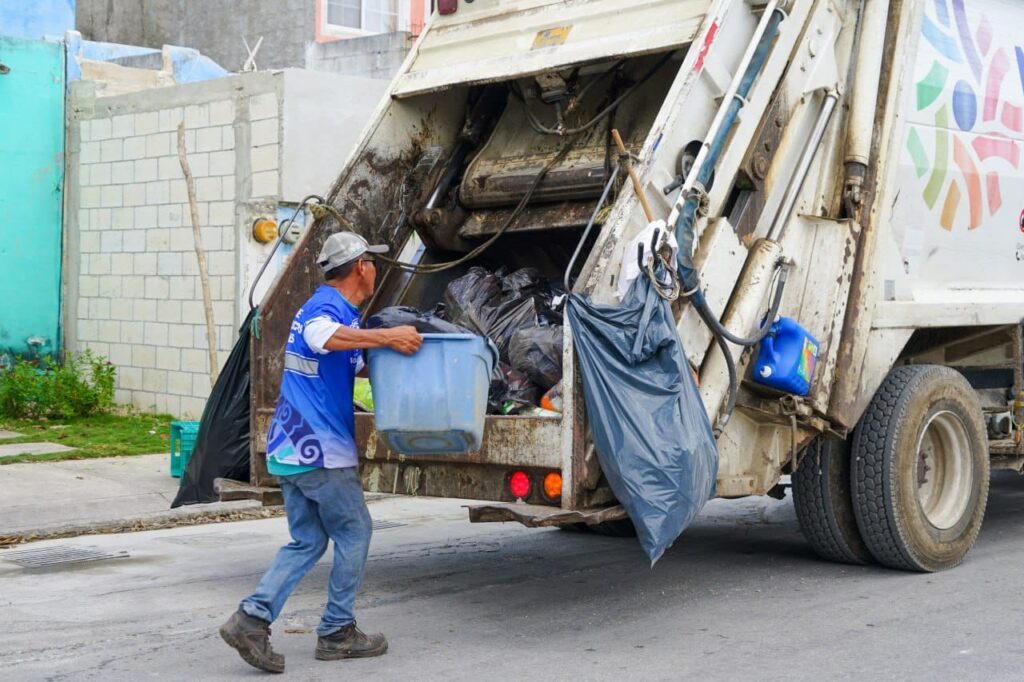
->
[0, 454, 266, 542]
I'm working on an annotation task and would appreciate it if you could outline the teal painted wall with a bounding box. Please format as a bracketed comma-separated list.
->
[0, 37, 65, 362]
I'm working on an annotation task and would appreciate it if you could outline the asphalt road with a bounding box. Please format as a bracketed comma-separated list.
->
[3, 473, 1024, 681]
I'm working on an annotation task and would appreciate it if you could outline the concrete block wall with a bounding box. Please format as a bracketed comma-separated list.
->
[66, 74, 285, 418]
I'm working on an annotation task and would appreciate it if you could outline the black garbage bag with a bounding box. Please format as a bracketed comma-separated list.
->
[566, 275, 718, 564]
[366, 306, 473, 335]
[171, 308, 258, 507]
[500, 267, 547, 299]
[509, 325, 563, 390]
[488, 362, 539, 414]
[444, 267, 543, 361]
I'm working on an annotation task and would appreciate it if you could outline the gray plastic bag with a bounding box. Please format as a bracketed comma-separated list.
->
[566, 275, 718, 564]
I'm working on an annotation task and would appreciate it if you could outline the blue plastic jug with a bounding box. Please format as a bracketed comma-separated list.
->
[751, 317, 819, 396]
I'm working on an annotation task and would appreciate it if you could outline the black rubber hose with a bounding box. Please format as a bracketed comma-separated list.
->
[690, 261, 789, 347]
[696, 302, 739, 436]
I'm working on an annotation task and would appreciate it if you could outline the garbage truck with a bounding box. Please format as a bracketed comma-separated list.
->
[239, 0, 1024, 572]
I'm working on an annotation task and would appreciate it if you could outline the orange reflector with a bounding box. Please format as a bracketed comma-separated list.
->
[543, 472, 562, 500]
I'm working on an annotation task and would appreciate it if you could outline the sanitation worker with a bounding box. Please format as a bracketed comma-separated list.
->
[220, 231, 422, 674]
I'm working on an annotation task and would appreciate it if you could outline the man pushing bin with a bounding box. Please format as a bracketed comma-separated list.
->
[220, 231, 422, 674]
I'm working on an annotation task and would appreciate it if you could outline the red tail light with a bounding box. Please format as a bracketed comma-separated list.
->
[509, 471, 531, 499]
[438, 0, 458, 15]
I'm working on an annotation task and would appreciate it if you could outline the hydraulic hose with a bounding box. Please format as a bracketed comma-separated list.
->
[691, 260, 789, 347]
[701, 307, 739, 436]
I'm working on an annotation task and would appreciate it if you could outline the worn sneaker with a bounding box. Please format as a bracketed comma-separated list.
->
[315, 622, 388, 660]
[219, 610, 286, 674]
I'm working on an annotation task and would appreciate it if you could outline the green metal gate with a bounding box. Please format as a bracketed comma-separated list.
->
[0, 36, 65, 364]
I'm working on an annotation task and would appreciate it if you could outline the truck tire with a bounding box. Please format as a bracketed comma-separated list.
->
[851, 365, 989, 572]
[792, 434, 873, 565]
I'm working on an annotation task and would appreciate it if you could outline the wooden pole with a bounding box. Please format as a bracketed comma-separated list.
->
[177, 122, 220, 387]
[611, 129, 655, 223]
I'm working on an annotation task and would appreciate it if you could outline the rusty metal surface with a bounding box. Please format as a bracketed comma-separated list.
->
[360, 460, 559, 504]
[356, 414, 562, 469]
[466, 502, 627, 527]
[459, 201, 598, 238]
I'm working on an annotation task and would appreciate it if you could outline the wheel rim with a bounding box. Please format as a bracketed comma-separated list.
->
[915, 410, 974, 530]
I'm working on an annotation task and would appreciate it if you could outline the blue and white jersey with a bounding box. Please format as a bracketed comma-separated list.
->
[266, 285, 363, 469]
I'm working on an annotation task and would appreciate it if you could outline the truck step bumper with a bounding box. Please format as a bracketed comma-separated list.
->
[467, 502, 627, 528]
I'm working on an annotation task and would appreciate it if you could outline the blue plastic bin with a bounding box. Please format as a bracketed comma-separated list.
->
[367, 334, 497, 454]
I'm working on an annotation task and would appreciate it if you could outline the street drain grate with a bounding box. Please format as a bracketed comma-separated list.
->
[372, 520, 406, 531]
[2, 545, 129, 568]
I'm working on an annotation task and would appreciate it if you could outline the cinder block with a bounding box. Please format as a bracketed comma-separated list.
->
[208, 150, 234, 176]
[134, 343, 156, 366]
[146, 228, 170, 251]
[135, 111, 159, 135]
[120, 367, 143, 390]
[92, 118, 112, 140]
[89, 298, 111, 319]
[77, 319, 98, 341]
[133, 158, 158, 182]
[169, 324, 195, 348]
[142, 368, 168, 393]
[213, 300, 234, 322]
[111, 207, 133, 230]
[185, 104, 211, 128]
[251, 118, 279, 147]
[122, 231, 146, 253]
[187, 152, 209, 178]
[196, 127, 222, 153]
[114, 389, 132, 405]
[98, 275, 121, 297]
[146, 181, 170, 205]
[171, 228, 195, 252]
[121, 321, 145, 344]
[158, 155, 182, 181]
[132, 298, 157, 321]
[209, 99, 234, 127]
[78, 275, 99, 297]
[181, 253, 199, 276]
[89, 253, 111, 275]
[110, 253, 133, 275]
[86, 341, 111, 358]
[251, 144, 279, 173]
[199, 226, 221, 251]
[158, 107, 184, 132]
[121, 274, 144, 295]
[123, 183, 147, 207]
[110, 161, 133, 184]
[222, 125, 235, 150]
[79, 165, 92, 187]
[208, 250, 235, 276]
[181, 349, 206, 370]
[217, 325, 235, 352]
[158, 204, 183, 228]
[124, 135, 147, 160]
[157, 252, 183, 276]
[100, 186, 123, 208]
[108, 342, 133, 365]
[144, 322, 170, 347]
[208, 201, 235, 227]
[154, 393, 176, 416]
[181, 395, 208, 418]
[98, 320, 122, 343]
[156, 347, 181, 371]
[80, 232, 101, 254]
[167, 369, 192, 395]
[169, 275, 199, 300]
[92, 207, 113, 231]
[110, 300, 132, 321]
[251, 171, 278, 198]
[193, 325, 211, 350]
[180, 301, 204, 325]
[169, 179, 188, 203]
[196, 176, 223, 201]
[133, 391, 157, 413]
[221, 177, 236, 201]
[133, 252, 157, 274]
[145, 276, 170, 300]
[111, 114, 135, 138]
[250, 93, 279, 121]
[100, 138, 123, 163]
[90, 163, 111, 186]
[133, 205, 158, 228]
[80, 141, 101, 164]
[146, 133, 172, 157]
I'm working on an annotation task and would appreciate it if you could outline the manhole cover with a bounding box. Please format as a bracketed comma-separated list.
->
[372, 520, 405, 531]
[2, 545, 129, 568]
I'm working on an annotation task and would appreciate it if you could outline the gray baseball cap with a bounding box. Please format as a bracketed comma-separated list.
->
[317, 231, 389, 272]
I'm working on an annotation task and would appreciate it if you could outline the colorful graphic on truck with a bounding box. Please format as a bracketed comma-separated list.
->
[896, 0, 1024, 286]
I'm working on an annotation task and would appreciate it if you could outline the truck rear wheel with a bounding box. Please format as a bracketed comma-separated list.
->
[792, 434, 873, 565]
[851, 365, 989, 572]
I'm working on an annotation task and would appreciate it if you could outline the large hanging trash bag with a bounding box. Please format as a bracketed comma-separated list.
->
[172, 308, 258, 507]
[566, 276, 718, 564]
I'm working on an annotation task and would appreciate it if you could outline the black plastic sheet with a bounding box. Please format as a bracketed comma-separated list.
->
[171, 308, 258, 507]
[509, 325, 563, 390]
[488, 362, 538, 415]
[366, 306, 473, 335]
[566, 276, 718, 564]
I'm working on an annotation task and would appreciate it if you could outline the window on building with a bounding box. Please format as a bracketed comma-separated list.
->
[324, 0, 399, 35]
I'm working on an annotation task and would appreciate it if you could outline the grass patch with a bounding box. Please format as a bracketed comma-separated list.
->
[0, 413, 175, 465]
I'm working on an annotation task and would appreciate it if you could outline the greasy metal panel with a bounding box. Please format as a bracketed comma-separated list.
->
[360, 460, 559, 504]
[394, 0, 709, 97]
[0, 37, 65, 361]
[356, 413, 562, 469]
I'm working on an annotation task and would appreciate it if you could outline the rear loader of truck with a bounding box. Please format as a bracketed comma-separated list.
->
[244, 0, 1024, 571]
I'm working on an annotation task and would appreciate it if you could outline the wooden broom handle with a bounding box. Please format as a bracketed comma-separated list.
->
[611, 129, 655, 223]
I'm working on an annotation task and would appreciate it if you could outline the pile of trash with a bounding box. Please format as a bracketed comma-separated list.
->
[366, 266, 566, 415]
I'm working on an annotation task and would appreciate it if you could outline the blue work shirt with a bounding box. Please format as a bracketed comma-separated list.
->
[266, 285, 362, 474]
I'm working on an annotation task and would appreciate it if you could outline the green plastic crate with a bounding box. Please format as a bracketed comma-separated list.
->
[170, 420, 200, 478]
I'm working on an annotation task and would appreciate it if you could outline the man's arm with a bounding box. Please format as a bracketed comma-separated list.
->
[324, 324, 422, 355]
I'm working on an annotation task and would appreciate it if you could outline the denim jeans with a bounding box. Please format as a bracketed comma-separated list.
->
[240, 466, 372, 636]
